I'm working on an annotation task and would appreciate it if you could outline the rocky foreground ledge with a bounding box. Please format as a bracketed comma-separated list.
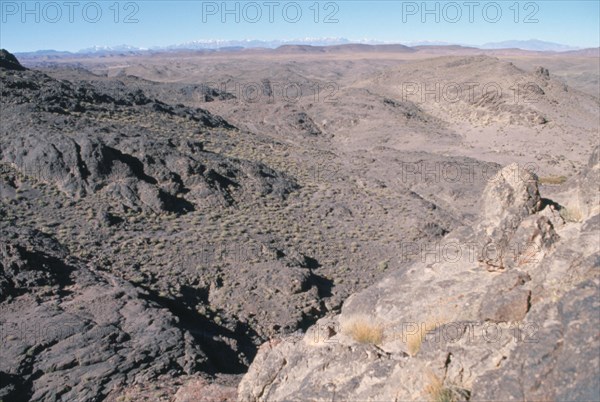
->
[237, 148, 599, 402]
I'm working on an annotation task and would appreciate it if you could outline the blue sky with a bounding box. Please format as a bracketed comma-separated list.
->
[1, 1, 599, 52]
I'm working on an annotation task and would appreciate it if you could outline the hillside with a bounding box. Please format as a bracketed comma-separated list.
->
[239, 147, 600, 401]
[1, 47, 598, 401]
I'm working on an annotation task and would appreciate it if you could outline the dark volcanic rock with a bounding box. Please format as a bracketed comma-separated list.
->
[0, 49, 26, 71]
[0, 228, 207, 401]
[178, 83, 236, 103]
[535, 66, 550, 79]
[0, 66, 297, 213]
[287, 112, 322, 136]
[0, 62, 309, 401]
[0, 228, 253, 401]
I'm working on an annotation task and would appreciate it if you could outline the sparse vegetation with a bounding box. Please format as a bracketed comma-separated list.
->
[539, 175, 568, 185]
[377, 259, 389, 271]
[406, 321, 441, 356]
[560, 205, 584, 222]
[343, 316, 384, 345]
[424, 372, 471, 402]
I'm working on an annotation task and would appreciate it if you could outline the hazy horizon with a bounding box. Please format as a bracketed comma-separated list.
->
[7, 37, 598, 55]
[2, 1, 599, 52]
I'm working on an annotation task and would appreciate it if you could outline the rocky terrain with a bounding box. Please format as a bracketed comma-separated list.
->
[1, 46, 599, 401]
[239, 149, 599, 402]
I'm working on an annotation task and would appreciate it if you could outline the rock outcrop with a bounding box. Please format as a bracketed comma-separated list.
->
[0, 53, 298, 214]
[238, 148, 600, 401]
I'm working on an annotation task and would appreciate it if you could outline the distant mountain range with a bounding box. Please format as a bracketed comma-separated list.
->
[14, 38, 588, 56]
[158, 37, 366, 51]
[480, 39, 580, 52]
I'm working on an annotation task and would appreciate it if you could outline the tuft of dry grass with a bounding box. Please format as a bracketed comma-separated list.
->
[539, 175, 568, 185]
[406, 321, 439, 356]
[424, 372, 471, 402]
[342, 316, 384, 345]
[559, 190, 589, 223]
[560, 205, 584, 222]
